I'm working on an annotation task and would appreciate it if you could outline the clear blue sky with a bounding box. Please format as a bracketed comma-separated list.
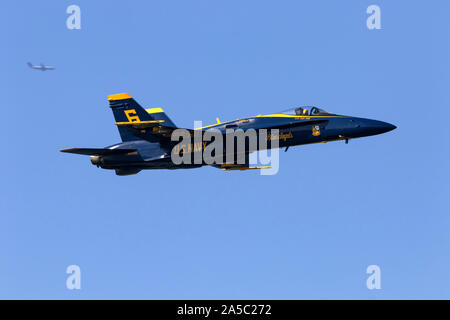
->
[1, 0, 449, 299]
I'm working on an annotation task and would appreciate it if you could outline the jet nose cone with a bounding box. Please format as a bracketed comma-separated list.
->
[378, 121, 397, 134]
[353, 119, 397, 138]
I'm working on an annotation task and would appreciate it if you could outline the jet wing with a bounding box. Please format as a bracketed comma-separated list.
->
[211, 151, 270, 171]
[60, 148, 137, 156]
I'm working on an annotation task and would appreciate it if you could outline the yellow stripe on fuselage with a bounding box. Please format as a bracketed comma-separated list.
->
[194, 114, 345, 130]
[194, 123, 227, 130]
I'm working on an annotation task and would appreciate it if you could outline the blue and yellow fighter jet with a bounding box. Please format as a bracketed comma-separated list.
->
[61, 93, 396, 175]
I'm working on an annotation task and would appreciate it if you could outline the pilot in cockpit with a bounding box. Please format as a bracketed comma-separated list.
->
[295, 107, 309, 116]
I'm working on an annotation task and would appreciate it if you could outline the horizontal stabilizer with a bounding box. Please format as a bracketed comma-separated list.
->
[60, 148, 137, 156]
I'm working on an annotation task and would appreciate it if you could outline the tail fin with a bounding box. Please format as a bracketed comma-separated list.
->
[144, 107, 177, 128]
[27, 62, 33, 68]
[108, 93, 177, 142]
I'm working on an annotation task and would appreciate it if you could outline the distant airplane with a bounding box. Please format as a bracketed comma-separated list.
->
[27, 62, 55, 71]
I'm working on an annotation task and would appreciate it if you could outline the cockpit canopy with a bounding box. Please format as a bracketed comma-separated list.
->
[280, 106, 333, 116]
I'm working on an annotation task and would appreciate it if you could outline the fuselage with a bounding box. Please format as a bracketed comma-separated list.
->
[195, 112, 396, 148]
[95, 110, 396, 172]
[62, 95, 396, 175]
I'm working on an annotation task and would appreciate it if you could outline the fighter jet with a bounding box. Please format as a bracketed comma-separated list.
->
[27, 62, 55, 71]
[61, 93, 396, 175]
